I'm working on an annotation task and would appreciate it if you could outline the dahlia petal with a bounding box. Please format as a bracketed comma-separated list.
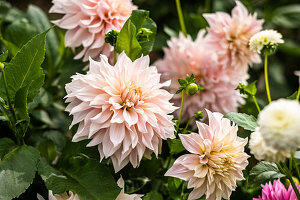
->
[110, 124, 125, 146]
[179, 134, 202, 154]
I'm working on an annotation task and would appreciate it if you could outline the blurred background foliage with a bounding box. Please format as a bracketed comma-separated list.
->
[0, 0, 300, 199]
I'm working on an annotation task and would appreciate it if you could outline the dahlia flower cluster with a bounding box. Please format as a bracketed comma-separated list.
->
[65, 52, 176, 172]
[165, 110, 249, 200]
[254, 180, 300, 200]
[50, 0, 137, 63]
[155, 1, 263, 121]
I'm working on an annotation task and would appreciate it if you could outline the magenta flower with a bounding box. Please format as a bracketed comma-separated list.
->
[254, 180, 300, 200]
[50, 0, 137, 63]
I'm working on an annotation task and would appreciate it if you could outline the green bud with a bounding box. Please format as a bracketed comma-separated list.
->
[194, 111, 204, 120]
[136, 28, 153, 43]
[105, 30, 120, 47]
[186, 83, 198, 96]
[0, 62, 4, 71]
[285, 177, 300, 188]
[262, 44, 278, 56]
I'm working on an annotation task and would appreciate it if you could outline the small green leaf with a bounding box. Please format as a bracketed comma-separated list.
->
[249, 161, 285, 184]
[143, 191, 163, 200]
[178, 79, 187, 86]
[287, 91, 297, 100]
[167, 139, 185, 154]
[116, 20, 142, 61]
[0, 51, 8, 62]
[0, 29, 48, 103]
[224, 112, 258, 131]
[0, 145, 40, 200]
[0, 138, 16, 160]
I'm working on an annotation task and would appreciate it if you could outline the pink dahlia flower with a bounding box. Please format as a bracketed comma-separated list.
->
[165, 110, 249, 200]
[155, 32, 243, 122]
[37, 191, 80, 200]
[50, 0, 137, 63]
[65, 52, 176, 172]
[254, 180, 300, 200]
[116, 177, 143, 200]
[203, 1, 263, 78]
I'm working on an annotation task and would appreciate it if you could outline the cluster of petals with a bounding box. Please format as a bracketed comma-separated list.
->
[50, 0, 137, 63]
[116, 177, 143, 200]
[249, 29, 284, 53]
[258, 99, 300, 151]
[249, 128, 290, 163]
[155, 32, 243, 122]
[65, 52, 176, 172]
[253, 180, 300, 200]
[203, 1, 263, 78]
[37, 190, 80, 200]
[165, 110, 249, 200]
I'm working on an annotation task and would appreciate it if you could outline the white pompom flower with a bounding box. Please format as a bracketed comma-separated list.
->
[249, 128, 290, 163]
[249, 29, 284, 54]
[258, 99, 300, 151]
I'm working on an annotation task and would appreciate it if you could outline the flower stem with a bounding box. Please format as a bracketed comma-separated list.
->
[292, 152, 300, 181]
[264, 53, 271, 103]
[296, 85, 300, 101]
[205, 0, 211, 13]
[282, 162, 300, 200]
[176, 92, 185, 133]
[252, 95, 261, 112]
[175, 0, 187, 37]
[184, 115, 194, 132]
[113, 49, 117, 65]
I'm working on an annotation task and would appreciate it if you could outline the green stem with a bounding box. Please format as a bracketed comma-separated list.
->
[205, 0, 211, 13]
[175, 0, 187, 37]
[176, 92, 185, 133]
[296, 85, 300, 101]
[252, 95, 261, 112]
[292, 152, 300, 181]
[282, 162, 300, 200]
[264, 54, 272, 103]
[113, 49, 117, 65]
[183, 115, 194, 132]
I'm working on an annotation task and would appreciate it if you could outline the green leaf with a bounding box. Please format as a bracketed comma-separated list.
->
[0, 145, 40, 200]
[116, 20, 142, 61]
[272, 5, 300, 28]
[43, 130, 66, 152]
[129, 10, 157, 55]
[224, 112, 258, 131]
[0, 51, 8, 62]
[4, 19, 37, 48]
[143, 191, 163, 200]
[0, 29, 48, 103]
[167, 139, 185, 154]
[0, 38, 19, 58]
[287, 91, 297, 100]
[245, 81, 257, 96]
[38, 156, 121, 200]
[0, 138, 16, 160]
[249, 161, 285, 184]
[27, 5, 60, 67]
[38, 140, 57, 163]
[31, 109, 53, 126]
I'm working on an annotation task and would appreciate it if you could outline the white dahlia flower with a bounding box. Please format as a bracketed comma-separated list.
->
[258, 99, 300, 151]
[249, 128, 290, 163]
[65, 52, 176, 172]
[249, 29, 284, 54]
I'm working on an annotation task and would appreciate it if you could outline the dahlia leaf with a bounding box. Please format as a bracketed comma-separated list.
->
[0, 145, 40, 200]
[38, 156, 121, 200]
[0, 138, 16, 160]
[224, 112, 258, 131]
[143, 191, 164, 200]
[0, 29, 48, 103]
[249, 161, 285, 184]
[27, 5, 60, 67]
[167, 139, 185, 154]
[0, 50, 8, 62]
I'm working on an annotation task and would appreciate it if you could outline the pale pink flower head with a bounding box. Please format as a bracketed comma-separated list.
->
[203, 1, 263, 78]
[155, 32, 243, 122]
[37, 191, 80, 200]
[65, 52, 176, 172]
[50, 0, 137, 63]
[165, 110, 249, 200]
[253, 180, 300, 200]
[116, 176, 143, 200]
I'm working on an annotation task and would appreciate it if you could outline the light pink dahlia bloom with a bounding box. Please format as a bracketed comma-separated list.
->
[37, 191, 80, 200]
[65, 52, 176, 172]
[50, 0, 137, 63]
[155, 32, 243, 121]
[254, 180, 300, 200]
[203, 1, 263, 78]
[165, 110, 249, 200]
[116, 177, 143, 200]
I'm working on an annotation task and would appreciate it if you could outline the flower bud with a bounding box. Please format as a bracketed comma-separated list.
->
[194, 111, 204, 120]
[186, 83, 198, 96]
[105, 30, 120, 47]
[0, 62, 4, 71]
[285, 177, 300, 188]
[136, 28, 153, 43]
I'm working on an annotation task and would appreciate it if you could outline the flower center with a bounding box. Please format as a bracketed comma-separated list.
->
[120, 84, 142, 109]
